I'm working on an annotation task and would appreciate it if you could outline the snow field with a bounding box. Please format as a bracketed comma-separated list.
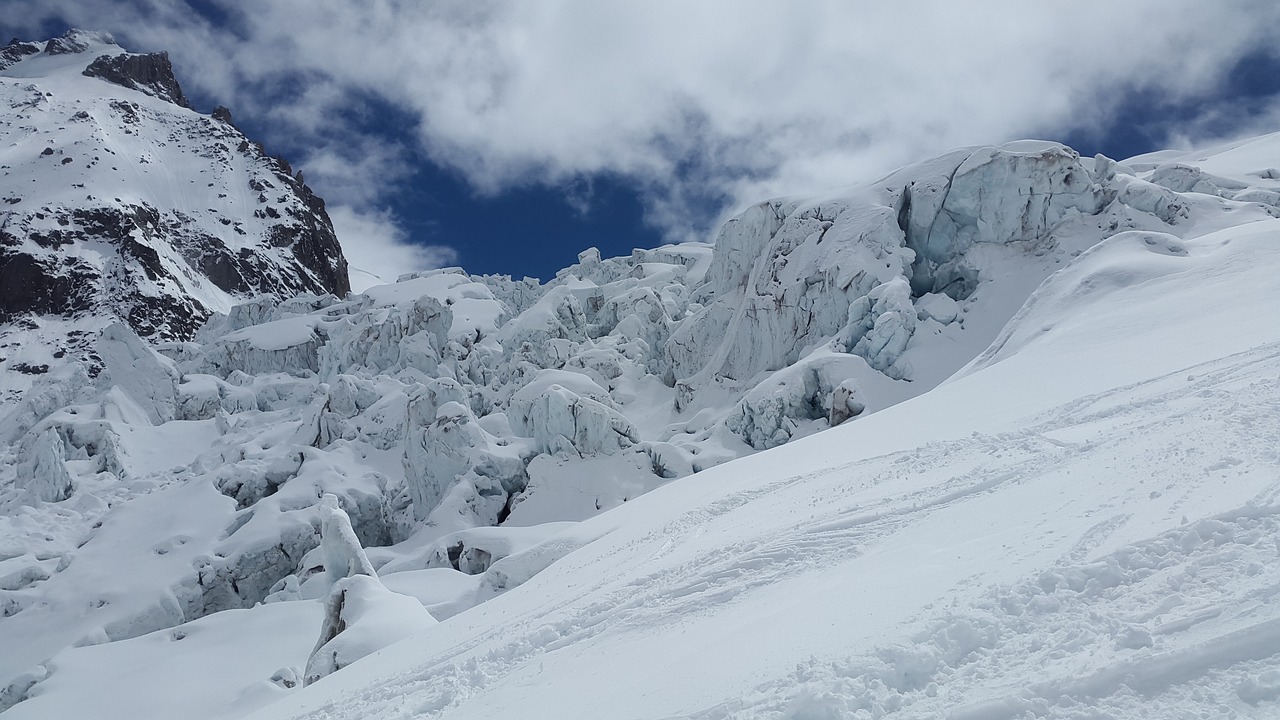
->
[247, 218, 1280, 719]
[3, 61, 1280, 719]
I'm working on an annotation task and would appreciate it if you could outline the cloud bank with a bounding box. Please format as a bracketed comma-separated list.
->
[8, 1, 1280, 256]
[327, 205, 456, 293]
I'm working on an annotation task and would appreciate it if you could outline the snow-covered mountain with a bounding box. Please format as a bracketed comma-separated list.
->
[3, 31, 1280, 720]
[0, 30, 348, 404]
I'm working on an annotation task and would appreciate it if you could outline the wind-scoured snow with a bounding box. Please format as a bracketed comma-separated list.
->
[2, 48, 1280, 718]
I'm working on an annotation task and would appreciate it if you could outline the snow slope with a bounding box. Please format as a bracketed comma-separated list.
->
[250, 214, 1280, 720]
[3, 94, 1280, 718]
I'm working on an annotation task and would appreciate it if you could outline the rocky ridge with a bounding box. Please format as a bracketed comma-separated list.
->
[0, 29, 348, 404]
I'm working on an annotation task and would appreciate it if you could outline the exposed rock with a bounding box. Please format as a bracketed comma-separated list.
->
[43, 29, 114, 56]
[0, 40, 39, 71]
[0, 32, 350, 343]
[0, 251, 99, 323]
[83, 52, 191, 108]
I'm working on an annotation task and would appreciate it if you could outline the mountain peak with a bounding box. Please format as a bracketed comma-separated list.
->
[82, 49, 190, 108]
[0, 33, 350, 357]
[42, 29, 116, 56]
[1, 30, 188, 109]
[0, 39, 40, 71]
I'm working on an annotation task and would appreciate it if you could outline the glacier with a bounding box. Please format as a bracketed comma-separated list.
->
[1, 29, 1280, 720]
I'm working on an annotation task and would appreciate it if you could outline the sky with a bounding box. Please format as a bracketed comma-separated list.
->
[5, 1, 1280, 286]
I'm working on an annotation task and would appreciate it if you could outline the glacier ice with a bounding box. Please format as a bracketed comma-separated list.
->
[313, 493, 377, 588]
[15, 428, 74, 503]
[302, 574, 436, 686]
[303, 494, 432, 686]
[8, 116, 1280, 709]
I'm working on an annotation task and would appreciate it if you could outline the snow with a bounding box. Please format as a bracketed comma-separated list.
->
[0, 479, 237, 702]
[378, 568, 482, 617]
[0, 27, 349, 372]
[303, 496, 434, 686]
[507, 453, 664, 525]
[303, 574, 436, 686]
[13, 429, 74, 504]
[315, 494, 377, 587]
[248, 214, 1280, 720]
[3, 68, 1280, 719]
[361, 272, 505, 341]
[3, 601, 321, 720]
[222, 317, 323, 353]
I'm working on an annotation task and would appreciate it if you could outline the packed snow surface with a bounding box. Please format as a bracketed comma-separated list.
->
[3, 90, 1280, 718]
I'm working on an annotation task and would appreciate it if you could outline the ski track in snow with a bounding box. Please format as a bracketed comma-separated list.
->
[270, 342, 1280, 720]
[686, 345, 1280, 719]
[691, 505, 1280, 720]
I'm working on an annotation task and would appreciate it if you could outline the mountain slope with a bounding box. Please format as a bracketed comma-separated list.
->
[0, 30, 348, 400]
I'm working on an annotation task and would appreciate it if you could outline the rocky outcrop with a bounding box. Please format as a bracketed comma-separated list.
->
[0, 31, 349, 342]
[42, 29, 115, 56]
[0, 39, 39, 71]
[0, 249, 100, 323]
[83, 51, 191, 108]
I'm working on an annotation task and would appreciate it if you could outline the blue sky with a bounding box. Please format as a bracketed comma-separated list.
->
[5, 2, 1280, 283]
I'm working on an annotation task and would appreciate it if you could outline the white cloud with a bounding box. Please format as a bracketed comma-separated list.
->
[297, 136, 416, 209]
[8, 0, 1280, 245]
[327, 205, 457, 293]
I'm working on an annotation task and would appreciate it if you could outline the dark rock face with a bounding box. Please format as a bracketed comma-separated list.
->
[0, 190, 348, 340]
[1, 206, 207, 340]
[270, 176, 351, 298]
[0, 40, 39, 71]
[0, 248, 99, 321]
[83, 52, 191, 109]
